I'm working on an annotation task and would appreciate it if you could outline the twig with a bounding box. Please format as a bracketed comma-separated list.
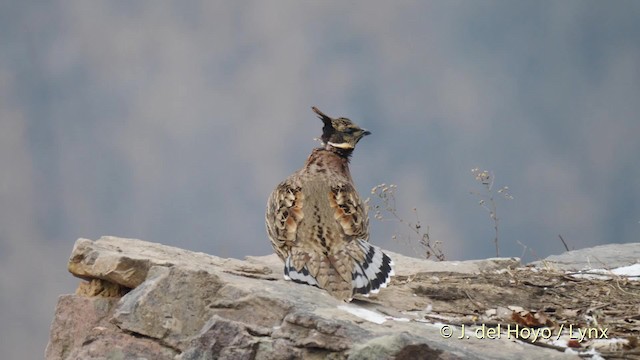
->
[558, 235, 570, 252]
[369, 184, 445, 260]
[470, 168, 513, 257]
[463, 290, 484, 308]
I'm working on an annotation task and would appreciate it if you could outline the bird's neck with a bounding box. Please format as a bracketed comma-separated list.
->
[324, 144, 354, 159]
[304, 148, 353, 180]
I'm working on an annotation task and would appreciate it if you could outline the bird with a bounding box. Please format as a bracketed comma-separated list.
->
[265, 106, 394, 301]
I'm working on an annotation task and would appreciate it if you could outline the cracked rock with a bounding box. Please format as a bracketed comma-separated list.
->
[47, 236, 605, 359]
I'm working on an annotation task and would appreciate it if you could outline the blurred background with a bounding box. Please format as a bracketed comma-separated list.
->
[1, 1, 639, 358]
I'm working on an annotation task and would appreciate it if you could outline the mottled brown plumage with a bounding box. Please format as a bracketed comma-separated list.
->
[265, 107, 394, 301]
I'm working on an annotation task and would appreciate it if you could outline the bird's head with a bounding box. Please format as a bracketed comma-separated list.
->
[312, 106, 370, 154]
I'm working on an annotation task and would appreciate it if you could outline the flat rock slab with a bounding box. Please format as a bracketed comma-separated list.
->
[529, 242, 640, 271]
[48, 236, 594, 359]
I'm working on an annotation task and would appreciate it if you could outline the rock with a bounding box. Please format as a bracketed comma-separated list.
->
[47, 236, 585, 359]
[178, 316, 262, 360]
[46, 295, 178, 359]
[528, 242, 640, 271]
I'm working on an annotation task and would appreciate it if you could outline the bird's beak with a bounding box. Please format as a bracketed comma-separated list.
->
[362, 130, 372, 136]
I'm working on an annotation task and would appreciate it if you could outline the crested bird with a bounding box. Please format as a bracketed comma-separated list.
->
[265, 106, 394, 301]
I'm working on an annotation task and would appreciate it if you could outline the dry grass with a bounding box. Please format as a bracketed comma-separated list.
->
[367, 168, 513, 260]
[470, 168, 513, 257]
[367, 184, 445, 261]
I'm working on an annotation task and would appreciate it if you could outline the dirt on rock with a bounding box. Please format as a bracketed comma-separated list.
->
[373, 267, 640, 359]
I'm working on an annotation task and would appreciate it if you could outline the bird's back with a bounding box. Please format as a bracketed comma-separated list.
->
[266, 148, 393, 301]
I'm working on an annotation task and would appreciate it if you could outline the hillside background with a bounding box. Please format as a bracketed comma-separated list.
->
[1, 1, 639, 359]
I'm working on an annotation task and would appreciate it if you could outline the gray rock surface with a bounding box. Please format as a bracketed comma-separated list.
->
[529, 242, 640, 271]
[47, 236, 588, 360]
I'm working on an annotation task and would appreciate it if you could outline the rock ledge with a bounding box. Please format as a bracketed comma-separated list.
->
[47, 236, 640, 359]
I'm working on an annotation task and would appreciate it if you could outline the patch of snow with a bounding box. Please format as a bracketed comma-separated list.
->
[569, 263, 640, 281]
[551, 338, 568, 348]
[419, 313, 453, 321]
[338, 304, 386, 324]
[391, 317, 411, 322]
[611, 263, 640, 279]
[590, 337, 629, 351]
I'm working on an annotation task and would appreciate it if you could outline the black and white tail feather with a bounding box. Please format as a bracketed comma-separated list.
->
[283, 239, 394, 298]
